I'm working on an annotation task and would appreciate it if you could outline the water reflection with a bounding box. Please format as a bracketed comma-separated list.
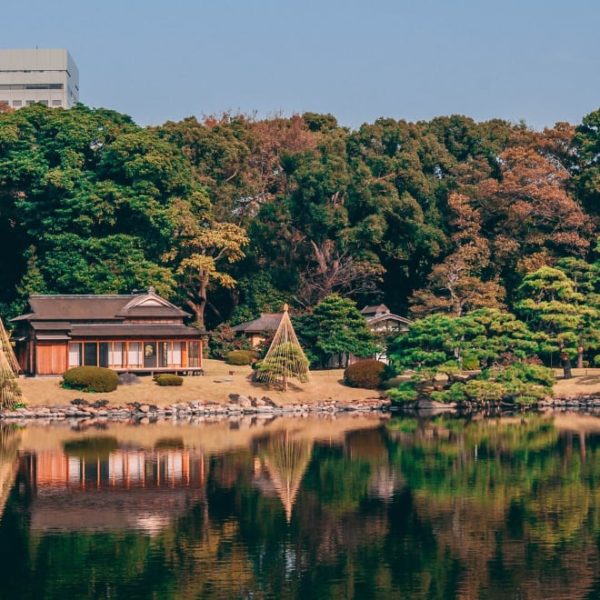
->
[2, 413, 600, 598]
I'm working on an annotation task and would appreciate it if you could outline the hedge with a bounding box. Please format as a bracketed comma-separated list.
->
[226, 350, 255, 366]
[155, 374, 184, 386]
[344, 359, 386, 389]
[62, 367, 119, 393]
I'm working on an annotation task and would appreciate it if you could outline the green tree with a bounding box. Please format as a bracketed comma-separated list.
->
[515, 267, 598, 378]
[295, 294, 378, 368]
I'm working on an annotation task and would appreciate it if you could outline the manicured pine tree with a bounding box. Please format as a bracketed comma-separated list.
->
[515, 267, 598, 378]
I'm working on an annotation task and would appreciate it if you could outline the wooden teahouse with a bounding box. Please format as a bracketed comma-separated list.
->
[11, 288, 205, 376]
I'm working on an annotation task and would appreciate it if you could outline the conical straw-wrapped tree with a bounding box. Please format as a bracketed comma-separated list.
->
[255, 304, 309, 390]
[0, 318, 21, 409]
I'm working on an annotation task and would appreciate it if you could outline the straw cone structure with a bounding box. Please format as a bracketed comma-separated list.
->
[262, 432, 313, 523]
[0, 318, 19, 375]
[255, 304, 309, 390]
[0, 318, 22, 408]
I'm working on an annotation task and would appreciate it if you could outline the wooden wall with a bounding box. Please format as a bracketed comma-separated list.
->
[36, 342, 67, 375]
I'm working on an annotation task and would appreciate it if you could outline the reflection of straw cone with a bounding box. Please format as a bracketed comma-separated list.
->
[0, 426, 21, 520]
[262, 432, 313, 523]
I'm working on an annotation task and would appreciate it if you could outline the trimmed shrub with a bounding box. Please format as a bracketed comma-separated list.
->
[62, 367, 118, 393]
[344, 359, 386, 389]
[155, 374, 184, 387]
[226, 350, 255, 366]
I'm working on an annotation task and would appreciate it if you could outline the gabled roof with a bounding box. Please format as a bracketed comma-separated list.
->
[361, 304, 390, 316]
[367, 313, 411, 327]
[11, 289, 189, 322]
[231, 313, 283, 334]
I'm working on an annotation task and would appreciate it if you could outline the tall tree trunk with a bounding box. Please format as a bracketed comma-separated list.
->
[577, 345, 584, 369]
[187, 298, 206, 330]
[561, 352, 573, 379]
[186, 279, 208, 330]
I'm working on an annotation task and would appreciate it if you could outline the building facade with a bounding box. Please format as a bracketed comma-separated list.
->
[11, 289, 204, 376]
[0, 49, 79, 110]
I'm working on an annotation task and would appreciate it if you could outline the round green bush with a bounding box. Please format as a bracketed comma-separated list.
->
[344, 359, 386, 389]
[226, 350, 255, 366]
[62, 367, 119, 393]
[155, 374, 184, 386]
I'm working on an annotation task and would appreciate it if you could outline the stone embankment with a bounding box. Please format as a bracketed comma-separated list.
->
[539, 395, 600, 409]
[0, 394, 390, 420]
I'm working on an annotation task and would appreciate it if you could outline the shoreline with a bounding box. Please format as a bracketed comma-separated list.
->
[1, 395, 391, 421]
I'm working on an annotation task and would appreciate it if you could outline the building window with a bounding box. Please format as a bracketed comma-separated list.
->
[84, 342, 98, 366]
[12, 100, 22, 107]
[171, 342, 182, 366]
[99, 342, 110, 368]
[52, 100, 62, 107]
[111, 342, 124, 368]
[158, 342, 169, 367]
[189, 341, 201, 367]
[128, 342, 142, 368]
[68, 343, 82, 367]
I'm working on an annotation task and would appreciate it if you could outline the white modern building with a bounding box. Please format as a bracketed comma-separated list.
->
[0, 49, 79, 109]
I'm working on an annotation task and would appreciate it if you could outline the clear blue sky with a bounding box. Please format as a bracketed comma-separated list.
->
[3, 0, 599, 129]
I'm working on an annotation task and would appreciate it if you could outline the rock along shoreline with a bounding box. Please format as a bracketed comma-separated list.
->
[0, 394, 390, 421]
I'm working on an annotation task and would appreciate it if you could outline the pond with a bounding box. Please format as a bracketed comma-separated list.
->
[0, 412, 599, 599]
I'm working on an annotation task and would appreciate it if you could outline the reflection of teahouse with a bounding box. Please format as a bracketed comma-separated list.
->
[11, 288, 205, 376]
[21, 446, 206, 533]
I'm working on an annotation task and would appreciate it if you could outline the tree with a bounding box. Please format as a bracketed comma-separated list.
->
[295, 295, 379, 368]
[573, 108, 600, 217]
[410, 193, 505, 316]
[389, 309, 537, 374]
[165, 197, 248, 329]
[478, 146, 591, 277]
[515, 267, 598, 378]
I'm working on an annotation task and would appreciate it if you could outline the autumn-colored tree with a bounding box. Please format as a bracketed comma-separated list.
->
[167, 197, 249, 329]
[478, 147, 591, 277]
[411, 193, 504, 316]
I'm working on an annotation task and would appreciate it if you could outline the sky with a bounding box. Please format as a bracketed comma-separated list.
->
[2, 0, 599, 129]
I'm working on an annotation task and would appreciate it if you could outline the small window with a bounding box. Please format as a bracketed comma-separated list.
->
[171, 342, 182, 367]
[68, 343, 82, 367]
[189, 342, 201, 367]
[84, 342, 98, 366]
[99, 342, 110, 368]
[128, 342, 142, 368]
[111, 342, 124, 368]
[52, 99, 62, 107]
[159, 342, 169, 368]
[12, 100, 22, 107]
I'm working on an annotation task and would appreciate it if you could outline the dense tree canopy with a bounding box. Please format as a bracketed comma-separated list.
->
[1, 103, 600, 355]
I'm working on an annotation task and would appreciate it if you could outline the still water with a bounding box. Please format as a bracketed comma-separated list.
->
[0, 412, 599, 599]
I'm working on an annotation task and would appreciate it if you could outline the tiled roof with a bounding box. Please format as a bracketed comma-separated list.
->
[360, 304, 390, 315]
[231, 313, 283, 333]
[12, 291, 189, 322]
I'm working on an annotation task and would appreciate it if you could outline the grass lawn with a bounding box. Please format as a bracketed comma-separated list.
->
[553, 368, 600, 397]
[19, 359, 382, 407]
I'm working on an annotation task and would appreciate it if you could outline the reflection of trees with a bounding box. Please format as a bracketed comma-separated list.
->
[6, 417, 600, 598]
[387, 415, 600, 599]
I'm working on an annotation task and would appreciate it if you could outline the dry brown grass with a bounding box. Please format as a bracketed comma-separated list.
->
[19, 359, 382, 407]
[553, 368, 600, 397]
